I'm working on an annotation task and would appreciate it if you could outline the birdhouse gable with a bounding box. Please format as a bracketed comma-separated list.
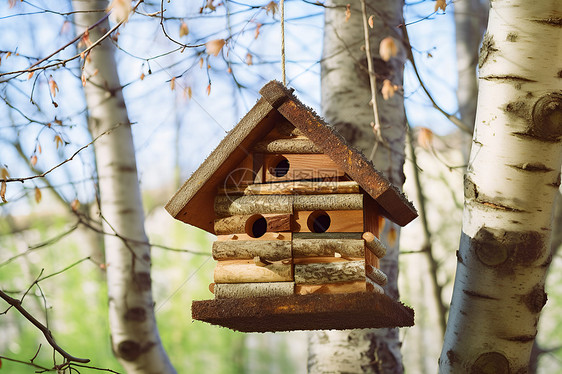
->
[165, 80, 417, 235]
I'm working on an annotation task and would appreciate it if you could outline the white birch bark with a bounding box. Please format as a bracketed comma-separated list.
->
[73, 2, 176, 373]
[439, 1, 562, 372]
[308, 1, 407, 373]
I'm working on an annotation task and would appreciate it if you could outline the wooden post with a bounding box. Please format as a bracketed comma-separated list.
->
[363, 195, 381, 270]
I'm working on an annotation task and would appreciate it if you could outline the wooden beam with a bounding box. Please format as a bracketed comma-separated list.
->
[215, 195, 293, 217]
[363, 196, 381, 269]
[216, 232, 292, 241]
[264, 154, 346, 182]
[214, 260, 293, 283]
[252, 137, 322, 153]
[292, 210, 363, 233]
[214, 282, 295, 299]
[219, 180, 360, 196]
[214, 213, 291, 235]
[293, 232, 362, 240]
[366, 264, 388, 286]
[295, 281, 366, 295]
[293, 194, 363, 211]
[292, 238, 364, 258]
[363, 231, 387, 259]
[212, 240, 291, 261]
[294, 260, 365, 284]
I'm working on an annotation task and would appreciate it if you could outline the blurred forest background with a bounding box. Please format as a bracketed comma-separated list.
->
[1, 1, 561, 373]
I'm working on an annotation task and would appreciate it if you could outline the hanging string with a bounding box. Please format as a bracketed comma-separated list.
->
[280, 0, 286, 86]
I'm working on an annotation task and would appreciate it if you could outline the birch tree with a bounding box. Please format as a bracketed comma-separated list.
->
[439, 1, 562, 372]
[308, 1, 408, 372]
[72, 1, 176, 372]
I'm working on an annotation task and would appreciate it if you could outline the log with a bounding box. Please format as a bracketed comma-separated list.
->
[212, 240, 292, 261]
[214, 195, 293, 217]
[214, 260, 293, 283]
[366, 278, 385, 295]
[214, 213, 291, 235]
[252, 137, 322, 153]
[293, 256, 363, 265]
[216, 232, 292, 241]
[214, 282, 295, 299]
[218, 180, 360, 196]
[366, 264, 388, 286]
[293, 232, 362, 240]
[293, 194, 363, 211]
[295, 281, 366, 295]
[292, 238, 364, 258]
[363, 231, 387, 259]
[293, 210, 363, 233]
[294, 260, 365, 284]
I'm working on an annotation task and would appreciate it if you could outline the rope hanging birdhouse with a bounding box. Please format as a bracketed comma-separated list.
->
[165, 81, 417, 332]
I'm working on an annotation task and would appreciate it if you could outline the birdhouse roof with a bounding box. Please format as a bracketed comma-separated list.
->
[166, 80, 417, 233]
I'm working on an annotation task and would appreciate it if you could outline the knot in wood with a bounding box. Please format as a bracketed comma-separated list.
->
[471, 352, 510, 374]
[531, 92, 562, 142]
[117, 340, 141, 361]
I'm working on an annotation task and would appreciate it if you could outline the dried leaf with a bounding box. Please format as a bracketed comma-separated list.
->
[387, 226, 397, 247]
[205, 0, 216, 11]
[79, 29, 92, 48]
[227, 66, 232, 74]
[179, 21, 189, 37]
[170, 77, 176, 91]
[206, 39, 225, 57]
[246, 53, 253, 66]
[30, 155, 38, 167]
[368, 15, 374, 28]
[140, 72, 145, 80]
[27, 72, 34, 80]
[48, 76, 59, 97]
[417, 127, 434, 150]
[255, 23, 262, 39]
[34, 187, 42, 203]
[1, 181, 6, 203]
[265, 1, 278, 16]
[37, 144, 42, 154]
[60, 20, 71, 34]
[54, 135, 64, 149]
[381, 79, 397, 100]
[184, 86, 192, 99]
[199, 57, 204, 68]
[0, 167, 9, 179]
[107, 0, 132, 23]
[206, 83, 211, 96]
[435, 0, 447, 12]
[6, 52, 11, 58]
[379, 37, 398, 62]
[345, 4, 351, 22]
[71, 198, 80, 211]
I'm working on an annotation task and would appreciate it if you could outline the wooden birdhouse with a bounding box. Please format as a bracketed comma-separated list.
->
[166, 81, 418, 332]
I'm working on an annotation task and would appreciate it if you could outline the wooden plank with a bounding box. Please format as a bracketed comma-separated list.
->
[292, 238, 364, 258]
[264, 154, 346, 182]
[252, 138, 322, 153]
[214, 282, 295, 299]
[292, 210, 363, 233]
[214, 259, 293, 283]
[293, 194, 363, 211]
[295, 281, 366, 295]
[214, 195, 293, 217]
[293, 232, 362, 240]
[219, 180, 360, 196]
[216, 232, 292, 241]
[363, 195, 381, 269]
[212, 240, 292, 261]
[294, 260, 365, 284]
[222, 154, 254, 186]
[214, 213, 291, 235]
[252, 153, 265, 184]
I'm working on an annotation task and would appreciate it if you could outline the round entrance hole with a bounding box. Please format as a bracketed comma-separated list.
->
[271, 156, 290, 177]
[307, 210, 331, 233]
[245, 214, 267, 238]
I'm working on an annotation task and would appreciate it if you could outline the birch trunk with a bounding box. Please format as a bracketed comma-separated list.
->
[308, 0, 407, 373]
[439, 2, 562, 372]
[73, 2, 176, 373]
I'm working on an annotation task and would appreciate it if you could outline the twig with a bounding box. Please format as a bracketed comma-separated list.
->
[0, 290, 90, 363]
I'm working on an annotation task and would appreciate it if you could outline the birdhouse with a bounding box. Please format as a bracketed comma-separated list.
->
[166, 81, 418, 332]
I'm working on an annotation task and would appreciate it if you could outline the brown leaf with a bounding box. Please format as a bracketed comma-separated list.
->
[206, 83, 211, 96]
[246, 53, 253, 66]
[184, 86, 193, 99]
[34, 187, 42, 203]
[1, 181, 6, 203]
[54, 135, 64, 149]
[60, 20, 71, 34]
[379, 37, 398, 62]
[345, 4, 351, 22]
[435, 0, 447, 12]
[199, 57, 204, 68]
[255, 23, 262, 39]
[71, 198, 80, 211]
[170, 77, 176, 91]
[381, 79, 397, 100]
[368, 15, 375, 28]
[140, 72, 145, 80]
[179, 21, 189, 37]
[49, 76, 59, 97]
[37, 144, 42, 154]
[0, 167, 9, 179]
[27, 72, 34, 80]
[206, 39, 225, 57]
[30, 155, 38, 167]
[417, 127, 434, 150]
[265, 1, 278, 16]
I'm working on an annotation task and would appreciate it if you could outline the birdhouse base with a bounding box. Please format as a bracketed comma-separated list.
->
[191, 292, 414, 332]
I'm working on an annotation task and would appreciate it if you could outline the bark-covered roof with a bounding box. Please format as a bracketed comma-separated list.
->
[166, 80, 417, 233]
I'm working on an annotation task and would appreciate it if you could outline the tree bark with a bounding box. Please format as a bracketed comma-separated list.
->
[439, 1, 562, 372]
[308, 0, 407, 372]
[72, 2, 176, 373]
